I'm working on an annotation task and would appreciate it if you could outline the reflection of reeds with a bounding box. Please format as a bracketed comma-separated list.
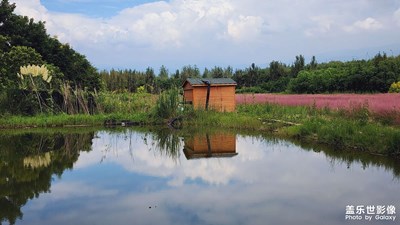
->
[99, 129, 181, 164]
[148, 129, 182, 162]
[99, 130, 138, 163]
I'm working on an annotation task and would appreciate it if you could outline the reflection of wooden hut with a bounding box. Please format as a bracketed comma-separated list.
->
[182, 78, 237, 112]
[183, 133, 237, 159]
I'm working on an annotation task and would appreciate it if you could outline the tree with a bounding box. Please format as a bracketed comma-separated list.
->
[210, 66, 224, 78]
[0, 0, 15, 26]
[1, 46, 44, 87]
[309, 56, 317, 70]
[269, 61, 287, 80]
[224, 66, 233, 78]
[0, 35, 10, 52]
[202, 67, 211, 78]
[232, 69, 245, 88]
[180, 65, 200, 83]
[245, 63, 259, 87]
[291, 54, 305, 77]
[145, 67, 155, 93]
[158, 65, 169, 79]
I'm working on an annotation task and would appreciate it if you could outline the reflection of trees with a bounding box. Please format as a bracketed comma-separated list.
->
[287, 139, 400, 179]
[0, 131, 94, 225]
[234, 130, 400, 179]
[324, 149, 400, 178]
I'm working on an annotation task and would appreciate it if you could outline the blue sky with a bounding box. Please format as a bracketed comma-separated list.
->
[10, 0, 400, 72]
[41, 0, 161, 18]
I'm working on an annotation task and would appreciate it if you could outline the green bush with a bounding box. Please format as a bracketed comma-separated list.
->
[236, 86, 264, 93]
[388, 81, 400, 93]
[0, 89, 43, 115]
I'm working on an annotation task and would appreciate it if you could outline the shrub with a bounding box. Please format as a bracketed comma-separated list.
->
[388, 81, 400, 93]
[236, 86, 264, 94]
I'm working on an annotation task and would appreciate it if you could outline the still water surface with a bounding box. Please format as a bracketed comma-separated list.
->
[1, 128, 399, 225]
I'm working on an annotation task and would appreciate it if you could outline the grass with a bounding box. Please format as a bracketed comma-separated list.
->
[96, 91, 157, 114]
[0, 112, 149, 128]
[285, 117, 400, 154]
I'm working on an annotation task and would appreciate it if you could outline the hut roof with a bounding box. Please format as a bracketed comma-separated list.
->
[183, 78, 237, 87]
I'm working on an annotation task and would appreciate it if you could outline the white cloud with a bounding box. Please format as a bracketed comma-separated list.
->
[344, 17, 383, 32]
[130, 11, 181, 47]
[12, 0, 48, 21]
[9, 0, 400, 69]
[304, 16, 336, 37]
[226, 15, 264, 42]
[50, 182, 118, 199]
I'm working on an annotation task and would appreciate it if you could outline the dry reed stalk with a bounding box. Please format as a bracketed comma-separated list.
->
[75, 87, 90, 114]
[61, 83, 75, 114]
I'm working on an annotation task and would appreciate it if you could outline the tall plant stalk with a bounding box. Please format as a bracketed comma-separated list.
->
[28, 74, 43, 113]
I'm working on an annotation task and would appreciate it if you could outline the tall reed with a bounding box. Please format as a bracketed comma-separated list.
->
[153, 88, 182, 120]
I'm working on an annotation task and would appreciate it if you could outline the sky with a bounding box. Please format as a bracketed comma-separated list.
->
[9, 0, 400, 72]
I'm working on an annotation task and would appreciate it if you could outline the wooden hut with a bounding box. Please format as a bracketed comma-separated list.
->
[182, 78, 237, 112]
[183, 133, 237, 160]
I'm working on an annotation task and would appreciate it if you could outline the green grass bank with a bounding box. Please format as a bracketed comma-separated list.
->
[183, 104, 400, 156]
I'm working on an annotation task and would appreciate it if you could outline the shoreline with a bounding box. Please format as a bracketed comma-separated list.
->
[1, 104, 399, 157]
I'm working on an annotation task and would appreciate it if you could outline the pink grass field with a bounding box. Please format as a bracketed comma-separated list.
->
[236, 93, 400, 115]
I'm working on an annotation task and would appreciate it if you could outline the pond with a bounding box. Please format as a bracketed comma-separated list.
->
[0, 127, 399, 225]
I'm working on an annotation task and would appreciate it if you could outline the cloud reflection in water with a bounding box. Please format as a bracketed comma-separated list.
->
[21, 129, 400, 225]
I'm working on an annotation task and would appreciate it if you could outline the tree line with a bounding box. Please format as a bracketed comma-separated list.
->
[101, 53, 400, 94]
[99, 65, 236, 94]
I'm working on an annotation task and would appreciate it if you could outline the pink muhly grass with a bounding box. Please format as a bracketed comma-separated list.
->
[236, 93, 400, 123]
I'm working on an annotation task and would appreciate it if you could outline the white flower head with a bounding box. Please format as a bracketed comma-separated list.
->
[18, 64, 52, 83]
